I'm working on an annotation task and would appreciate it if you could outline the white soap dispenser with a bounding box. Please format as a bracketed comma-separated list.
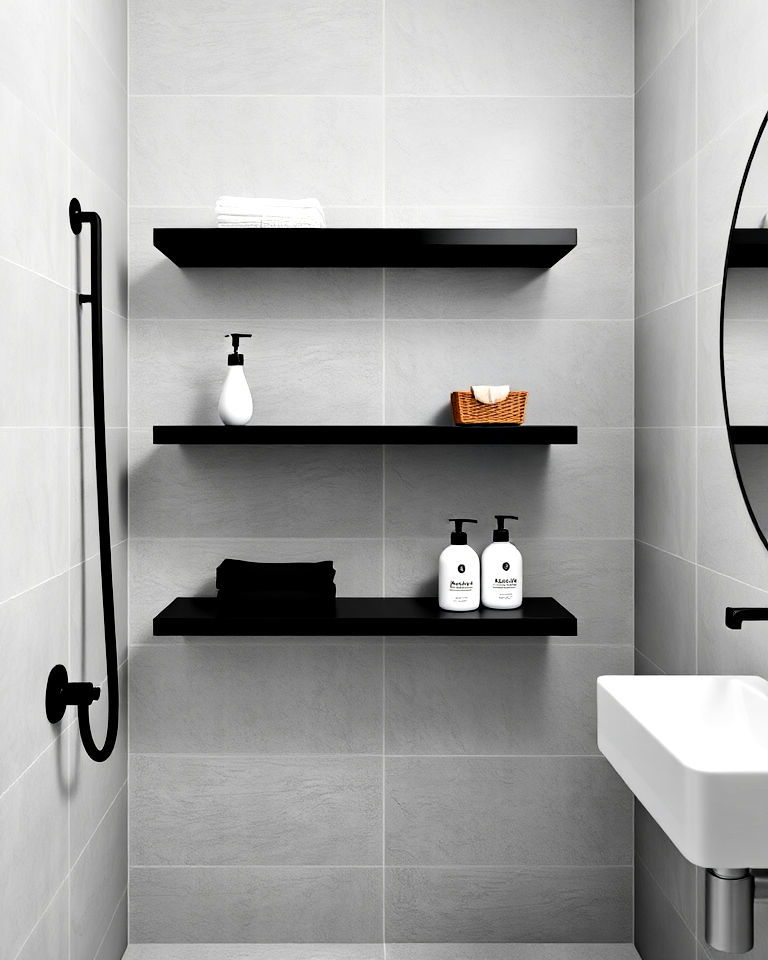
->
[439, 518, 480, 611]
[481, 514, 523, 609]
[218, 333, 253, 426]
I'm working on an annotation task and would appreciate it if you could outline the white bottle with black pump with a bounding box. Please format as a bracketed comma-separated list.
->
[218, 333, 254, 425]
[481, 514, 523, 609]
[439, 518, 480, 612]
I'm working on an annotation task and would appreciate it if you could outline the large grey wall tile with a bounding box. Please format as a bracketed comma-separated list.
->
[130, 319, 383, 428]
[635, 542, 696, 674]
[635, 0, 694, 89]
[130, 97, 382, 206]
[385, 430, 633, 540]
[130, 0, 381, 94]
[129, 642, 382, 753]
[131, 754, 381, 865]
[383, 206, 633, 320]
[385, 866, 632, 941]
[0, 261, 69, 427]
[130, 432, 382, 538]
[129, 208, 383, 320]
[636, 162, 696, 317]
[635, 862, 696, 960]
[129, 537, 383, 644]
[635, 297, 696, 428]
[0, 0, 68, 135]
[130, 866, 383, 942]
[386, 643, 632, 755]
[635, 30, 695, 200]
[69, 786, 127, 960]
[385, 538, 633, 646]
[385, 757, 631, 865]
[73, 0, 126, 87]
[386, 0, 632, 96]
[0, 573, 68, 792]
[386, 98, 632, 207]
[636, 801, 696, 931]
[0, 87, 69, 285]
[0, 742, 69, 960]
[697, 0, 768, 149]
[0, 428, 68, 603]
[635, 428, 696, 560]
[70, 19, 127, 198]
[385, 321, 632, 427]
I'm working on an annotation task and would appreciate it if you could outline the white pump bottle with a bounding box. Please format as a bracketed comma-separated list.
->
[481, 514, 523, 609]
[218, 333, 254, 426]
[439, 518, 480, 611]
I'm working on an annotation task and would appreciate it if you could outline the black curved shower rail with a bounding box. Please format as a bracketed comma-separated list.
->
[44, 198, 119, 763]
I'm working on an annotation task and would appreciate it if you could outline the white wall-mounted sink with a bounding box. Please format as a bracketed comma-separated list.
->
[597, 675, 768, 868]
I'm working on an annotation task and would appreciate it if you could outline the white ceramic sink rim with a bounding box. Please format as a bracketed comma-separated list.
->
[597, 674, 768, 868]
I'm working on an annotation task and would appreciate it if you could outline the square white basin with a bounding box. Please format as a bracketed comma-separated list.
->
[597, 675, 768, 868]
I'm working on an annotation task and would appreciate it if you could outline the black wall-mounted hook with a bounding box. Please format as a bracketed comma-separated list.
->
[725, 607, 768, 629]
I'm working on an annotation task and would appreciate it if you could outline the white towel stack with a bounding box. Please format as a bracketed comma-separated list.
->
[215, 196, 326, 228]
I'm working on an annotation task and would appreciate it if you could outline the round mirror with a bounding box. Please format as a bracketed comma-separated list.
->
[722, 111, 768, 550]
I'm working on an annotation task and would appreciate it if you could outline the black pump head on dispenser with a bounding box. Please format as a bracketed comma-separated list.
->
[449, 518, 477, 544]
[492, 514, 518, 541]
[226, 333, 252, 366]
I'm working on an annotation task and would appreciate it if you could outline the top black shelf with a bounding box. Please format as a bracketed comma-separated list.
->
[153, 425, 578, 445]
[729, 229, 768, 267]
[153, 227, 578, 268]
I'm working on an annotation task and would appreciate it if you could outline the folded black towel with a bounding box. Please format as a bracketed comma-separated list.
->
[217, 588, 336, 616]
[216, 558, 336, 592]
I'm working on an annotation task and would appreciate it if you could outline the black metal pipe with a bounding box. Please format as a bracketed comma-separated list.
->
[44, 199, 119, 763]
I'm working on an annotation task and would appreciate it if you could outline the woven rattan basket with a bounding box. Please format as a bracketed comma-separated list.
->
[451, 390, 528, 425]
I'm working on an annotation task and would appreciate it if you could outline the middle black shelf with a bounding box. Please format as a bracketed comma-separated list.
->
[153, 424, 579, 445]
[153, 596, 578, 637]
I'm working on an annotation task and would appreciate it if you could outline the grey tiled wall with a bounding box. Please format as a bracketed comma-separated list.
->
[634, 1, 768, 958]
[0, 0, 128, 957]
[128, 0, 634, 943]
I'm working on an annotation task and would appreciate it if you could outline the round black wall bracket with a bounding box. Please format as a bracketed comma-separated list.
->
[45, 664, 69, 724]
[69, 197, 82, 235]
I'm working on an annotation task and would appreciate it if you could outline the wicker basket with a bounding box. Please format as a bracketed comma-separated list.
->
[451, 390, 528, 425]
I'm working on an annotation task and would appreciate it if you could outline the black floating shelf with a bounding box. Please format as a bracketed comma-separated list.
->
[153, 228, 577, 268]
[153, 425, 578, 445]
[731, 426, 768, 444]
[153, 596, 577, 638]
[729, 230, 768, 267]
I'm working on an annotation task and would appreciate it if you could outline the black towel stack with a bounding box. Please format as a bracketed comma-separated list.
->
[216, 558, 337, 614]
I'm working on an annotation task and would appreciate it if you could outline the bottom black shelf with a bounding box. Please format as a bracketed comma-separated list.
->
[153, 596, 577, 637]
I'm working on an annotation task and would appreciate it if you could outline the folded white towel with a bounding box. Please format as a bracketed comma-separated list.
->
[472, 385, 510, 404]
[215, 197, 326, 229]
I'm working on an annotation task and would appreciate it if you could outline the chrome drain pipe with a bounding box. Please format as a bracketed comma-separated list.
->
[706, 869, 768, 953]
